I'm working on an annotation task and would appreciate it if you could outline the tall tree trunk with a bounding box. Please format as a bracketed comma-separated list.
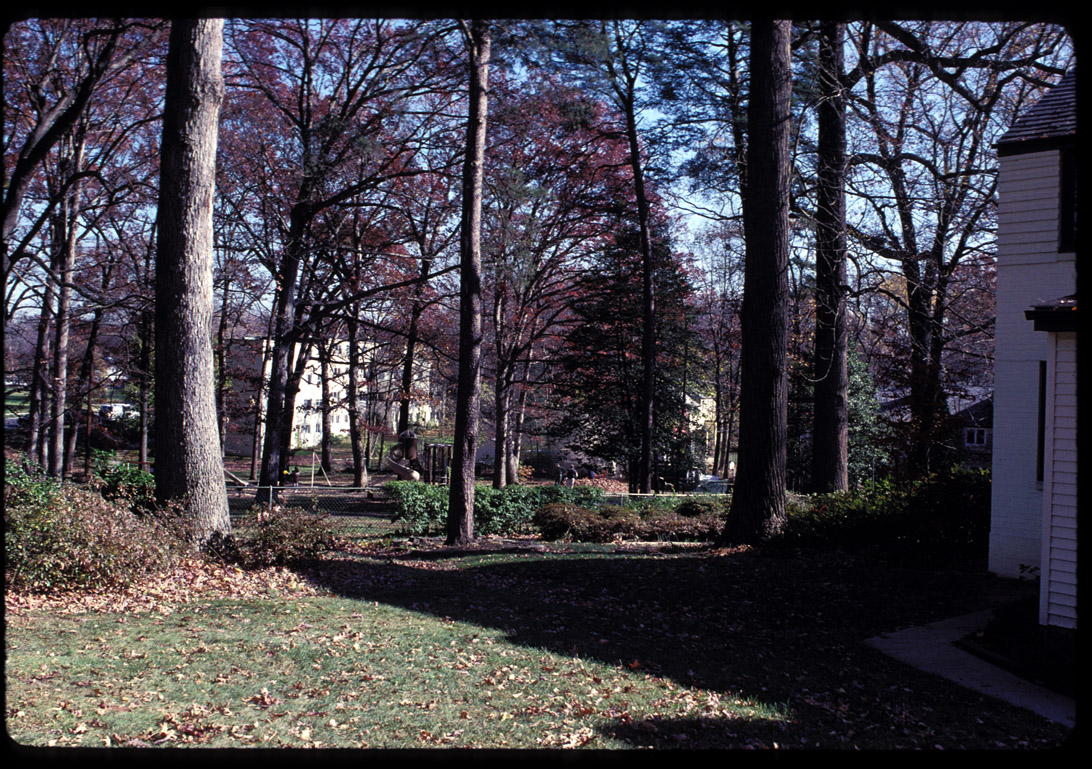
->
[506, 354, 532, 484]
[398, 256, 432, 436]
[319, 340, 333, 475]
[26, 281, 54, 468]
[492, 290, 508, 489]
[249, 297, 277, 480]
[215, 274, 230, 457]
[447, 19, 490, 546]
[154, 18, 230, 547]
[619, 86, 657, 496]
[256, 215, 309, 500]
[346, 309, 368, 486]
[65, 299, 107, 478]
[49, 142, 83, 478]
[278, 339, 312, 477]
[810, 21, 849, 493]
[138, 239, 153, 472]
[724, 19, 792, 544]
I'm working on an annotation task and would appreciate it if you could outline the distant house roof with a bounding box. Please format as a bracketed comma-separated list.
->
[951, 395, 993, 429]
[878, 387, 993, 425]
[996, 70, 1076, 155]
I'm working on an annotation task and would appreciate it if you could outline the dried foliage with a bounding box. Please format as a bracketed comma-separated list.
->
[5, 461, 195, 592]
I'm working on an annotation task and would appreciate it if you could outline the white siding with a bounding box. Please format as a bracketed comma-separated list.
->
[1040, 332, 1078, 629]
[989, 149, 1077, 578]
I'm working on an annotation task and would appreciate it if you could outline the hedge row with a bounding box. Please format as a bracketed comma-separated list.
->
[384, 481, 605, 536]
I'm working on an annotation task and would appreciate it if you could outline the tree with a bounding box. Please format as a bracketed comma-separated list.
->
[553, 223, 703, 491]
[723, 20, 792, 544]
[220, 19, 458, 500]
[810, 21, 849, 492]
[524, 20, 666, 493]
[153, 18, 231, 548]
[843, 21, 1071, 473]
[446, 19, 490, 546]
[481, 75, 632, 488]
[4, 19, 166, 473]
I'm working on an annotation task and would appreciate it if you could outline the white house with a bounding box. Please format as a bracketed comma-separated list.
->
[223, 337, 434, 455]
[989, 70, 1076, 629]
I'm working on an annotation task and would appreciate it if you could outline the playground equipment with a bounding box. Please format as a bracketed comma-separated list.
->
[386, 429, 452, 484]
[387, 430, 422, 481]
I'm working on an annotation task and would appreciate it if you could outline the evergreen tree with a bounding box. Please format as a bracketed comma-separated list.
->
[553, 226, 705, 491]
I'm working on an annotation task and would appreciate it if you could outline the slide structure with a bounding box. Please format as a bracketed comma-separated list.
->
[386, 447, 421, 481]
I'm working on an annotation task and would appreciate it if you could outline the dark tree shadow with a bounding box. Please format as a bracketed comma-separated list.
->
[287, 543, 1055, 747]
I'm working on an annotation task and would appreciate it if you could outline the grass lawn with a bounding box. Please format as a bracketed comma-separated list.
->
[4, 537, 1073, 750]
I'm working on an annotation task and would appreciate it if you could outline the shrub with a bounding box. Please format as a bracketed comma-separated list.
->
[901, 466, 990, 551]
[532, 483, 604, 509]
[92, 459, 157, 517]
[674, 495, 732, 518]
[474, 484, 542, 536]
[384, 481, 608, 538]
[532, 500, 724, 543]
[638, 510, 724, 542]
[4, 461, 194, 592]
[776, 489, 897, 549]
[239, 505, 342, 566]
[532, 503, 606, 541]
[769, 467, 991, 565]
[384, 481, 449, 535]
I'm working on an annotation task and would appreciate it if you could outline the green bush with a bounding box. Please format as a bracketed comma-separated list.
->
[770, 467, 991, 564]
[4, 460, 194, 592]
[239, 505, 343, 566]
[674, 495, 732, 518]
[529, 483, 605, 509]
[384, 481, 450, 535]
[93, 459, 157, 516]
[384, 481, 607, 537]
[901, 466, 991, 551]
[474, 484, 542, 536]
[532, 501, 724, 543]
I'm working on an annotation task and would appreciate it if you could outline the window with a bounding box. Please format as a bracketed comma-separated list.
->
[964, 427, 988, 447]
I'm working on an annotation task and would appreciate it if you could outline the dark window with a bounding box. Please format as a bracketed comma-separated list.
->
[1059, 147, 1076, 252]
[965, 427, 988, 447]
[1036, 361, 1047, 483]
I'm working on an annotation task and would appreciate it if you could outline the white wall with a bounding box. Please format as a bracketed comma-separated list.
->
[989, 149, 1077, 578]
[1040, 331, 1077, 628]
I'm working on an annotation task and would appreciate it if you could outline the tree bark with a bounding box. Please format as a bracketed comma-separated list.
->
[810, 21, 850, 493]
[620, 80, 656, 497]
[398, 256, 432, 436]
[319, 340, 333, 475]
[154, 18, 230, 547]
[724, 20, 792, 544]
[447, 19, 490, 546]
[138, 240, 153, 473]
[26, 279, 55, 468]
[48, 140, 84, 478]
[346, 309, 368, 486]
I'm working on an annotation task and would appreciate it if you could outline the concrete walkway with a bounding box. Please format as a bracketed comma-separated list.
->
[865, 609, 1076, 729]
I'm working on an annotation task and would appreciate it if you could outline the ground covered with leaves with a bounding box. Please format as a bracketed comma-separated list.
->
[5, 536, 1074, 751]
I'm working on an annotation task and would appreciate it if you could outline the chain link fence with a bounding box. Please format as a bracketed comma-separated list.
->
[226, 485, 401, 538]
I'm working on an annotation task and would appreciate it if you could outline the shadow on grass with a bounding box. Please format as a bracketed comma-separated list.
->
[287, 544, 1061, 747]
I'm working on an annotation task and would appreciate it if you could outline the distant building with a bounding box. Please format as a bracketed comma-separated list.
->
[949, 395, 993, 471]
[222, 338, 434, 456]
